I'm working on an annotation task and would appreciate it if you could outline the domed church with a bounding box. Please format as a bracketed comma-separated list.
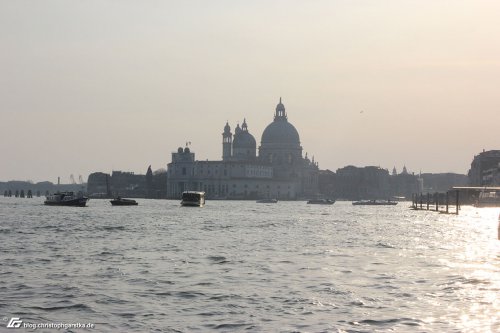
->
[167, 99, 319, 199]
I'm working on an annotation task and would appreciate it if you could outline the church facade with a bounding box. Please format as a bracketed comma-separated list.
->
[166, 99, 319, 200]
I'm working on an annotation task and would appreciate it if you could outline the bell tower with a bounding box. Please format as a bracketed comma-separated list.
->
[222, 121, 232, 160]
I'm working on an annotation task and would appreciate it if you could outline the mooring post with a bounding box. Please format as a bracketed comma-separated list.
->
[427, 193, 430, 210]
[455, 190, 459, 215]
[446, 191, 449, 214]
[420, 193, 423, 209]
[435, 192, 439, 211]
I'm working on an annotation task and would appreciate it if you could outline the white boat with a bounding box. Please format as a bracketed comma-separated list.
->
[181, 191, 205, 207]
[474, 190, 500, 207]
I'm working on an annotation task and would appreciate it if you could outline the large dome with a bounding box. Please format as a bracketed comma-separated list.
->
[261, 98, 300, 145]
[261, 121, 300, 145]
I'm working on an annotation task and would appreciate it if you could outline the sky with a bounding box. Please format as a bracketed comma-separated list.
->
[1, 0, 499, 183]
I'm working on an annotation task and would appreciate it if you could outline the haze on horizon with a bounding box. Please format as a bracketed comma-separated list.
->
[1, 0, 499, 183]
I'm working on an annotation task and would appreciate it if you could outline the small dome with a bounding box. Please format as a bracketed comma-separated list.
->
[184, 147, 190, 153]
[177, 147, 183, 153]
[233, 131, 256, 149]
[223, 122, 231, 133]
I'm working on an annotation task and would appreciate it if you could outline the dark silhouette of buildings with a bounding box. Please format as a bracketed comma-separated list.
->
[468, 150, 500, 186]
[319, 166, 416, 200]
[318, 166, 466, 200]
[0, 180, 84, 197]
[86, 166, 167, 198]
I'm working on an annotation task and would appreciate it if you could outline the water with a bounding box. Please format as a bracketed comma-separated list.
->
[0, 198, 499, 332]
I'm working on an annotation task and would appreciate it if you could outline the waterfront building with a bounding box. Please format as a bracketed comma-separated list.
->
[87, 167, 167, 198]
[468, 150, 500, 186]
[166, 99, 319, 199]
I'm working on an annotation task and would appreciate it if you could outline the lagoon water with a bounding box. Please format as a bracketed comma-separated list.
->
[0, 198, 499, 332]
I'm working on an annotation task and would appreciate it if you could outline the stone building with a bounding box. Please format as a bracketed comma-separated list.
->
[87, 167, 167, 198]
[318, 165, 433, 200]
[468, 150, 500, 186]
[166, 99, 319, 199]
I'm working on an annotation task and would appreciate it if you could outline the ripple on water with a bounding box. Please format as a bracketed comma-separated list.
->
[28, 303, 94, 312]
[354, 317, 424, 328]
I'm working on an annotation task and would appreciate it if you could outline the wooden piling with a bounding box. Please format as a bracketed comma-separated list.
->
[446, 191, 449, 214]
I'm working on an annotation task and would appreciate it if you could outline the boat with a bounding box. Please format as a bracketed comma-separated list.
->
[474, 190, 500, 207]
[44, 192, 89, 207]
[256, 198, 278, 203]
[110, 197, 138, 206]
[181, 191, 205, 207]
[307, 199, 335, 205]
[352, 200, 398, 206]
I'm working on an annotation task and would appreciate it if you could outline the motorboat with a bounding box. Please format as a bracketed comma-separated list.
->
[44, 192, 89, 207]
[110, 197, 138, 206]
[256, 198, 278, 203]
[474, 190, 500, 207]
[181, 191, 205, 207]
[352, 200, 398, 206]
[307, 199, 335, 205]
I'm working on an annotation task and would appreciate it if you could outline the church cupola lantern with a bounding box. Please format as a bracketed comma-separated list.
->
[274, 97, 287, 120]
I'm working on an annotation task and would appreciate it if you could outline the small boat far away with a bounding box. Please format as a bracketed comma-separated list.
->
[110, 197, 138, 206]
[256, 198, 278, 203]
[307, 199, 335, 205]
[44, 191, 89, 207]
[181, 191, 205, 207]
[352, 200, 398, 206]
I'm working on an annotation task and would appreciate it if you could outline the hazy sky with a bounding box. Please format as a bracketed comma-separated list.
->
[1, 0, 499, 183]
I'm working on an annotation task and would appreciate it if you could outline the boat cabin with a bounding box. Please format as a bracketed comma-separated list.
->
[181, 191, 206, 207]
